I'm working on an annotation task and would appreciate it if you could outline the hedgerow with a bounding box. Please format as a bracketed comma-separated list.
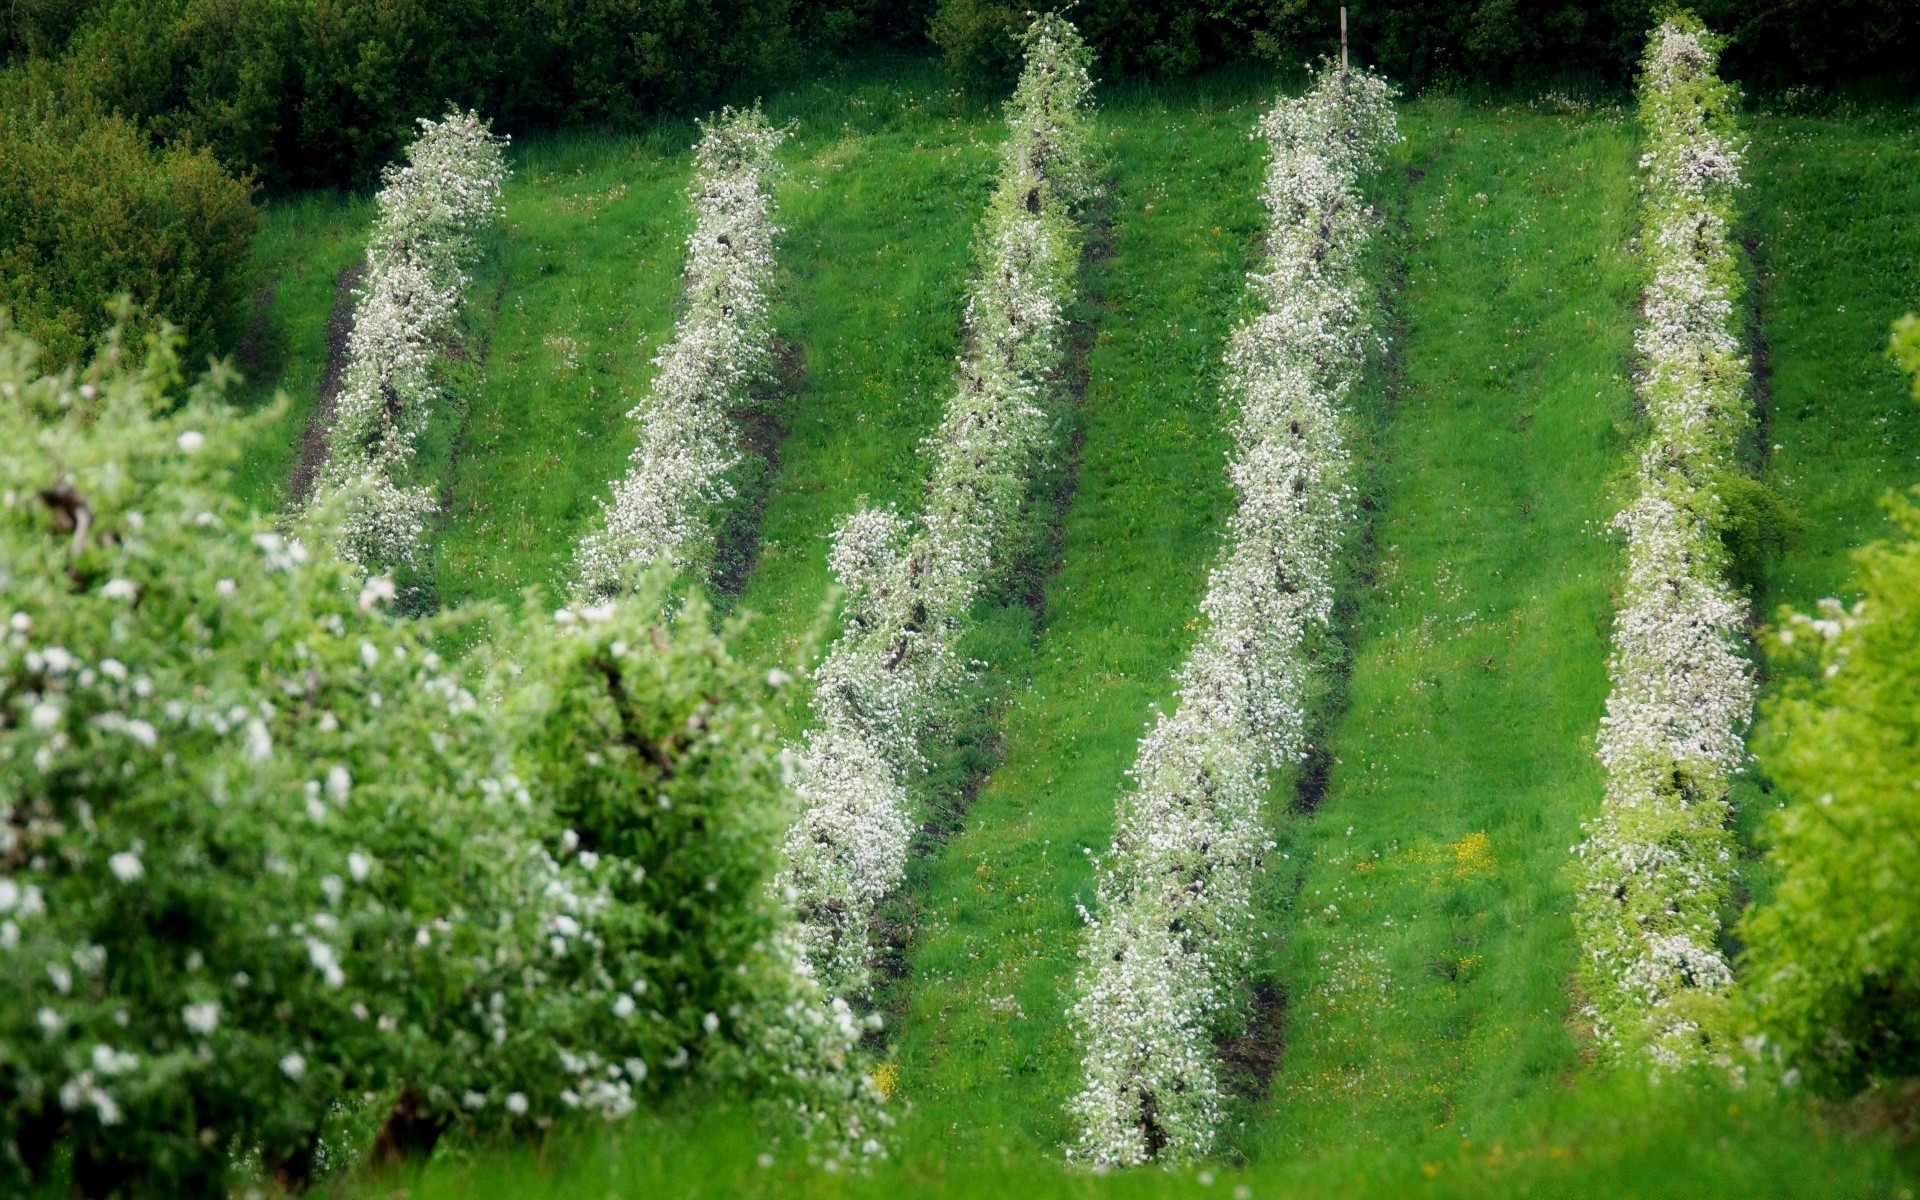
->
[779, 12, 1094, 995]
[0, 321, 879, 1196]
[1066, 63, 1396, 1167]
[310, 110, 508, 578]
[573, 105, 788, 602]
[1571, 16, 1756, 1068]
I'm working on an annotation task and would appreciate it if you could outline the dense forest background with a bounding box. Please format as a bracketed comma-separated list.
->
[4, 0, 1915, 187]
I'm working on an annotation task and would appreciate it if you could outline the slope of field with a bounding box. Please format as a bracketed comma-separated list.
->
[1236, 99, 1639, 1158]
[229, 194, 371, 510]
[220, 70, 1920, 1198]
[891, 75, 1268, 1154]
[229, 69, 1003, 615]
[1748, 110, 1920, 614]
[423, 131, 699, 604]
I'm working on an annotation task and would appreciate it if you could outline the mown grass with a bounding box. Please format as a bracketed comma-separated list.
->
[423, 128, 700, 606]
[725, 64, 1001, 664]
[346, 1072, 1909, 1200]
[1241, 99, 1641, 1157]
[229, 191, 371, 511]
[223, 70, 1920, 1197]
[1747, 109, 1920, 613]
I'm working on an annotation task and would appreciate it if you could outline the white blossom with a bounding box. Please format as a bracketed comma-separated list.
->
[1069, 66, 1398, 1166]
[279, 1051, 307, 1080]
[574, 107, 789, 599]
[181, 1001, 220, 1035]
[779, 13, 1095, 996]
[108, 851, 144, 883]
[310, 110, 509, 571]
[1572, 20, 1753, 1067]
[306, 937, 346, 987]
[243, 718, 272, 763]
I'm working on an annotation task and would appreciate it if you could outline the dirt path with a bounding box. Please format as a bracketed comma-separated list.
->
[289, 259, 366, 505]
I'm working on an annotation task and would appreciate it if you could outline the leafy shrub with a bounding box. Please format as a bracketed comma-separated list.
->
[0, 102, 259, 369]
[1713, 469, 1801, 596]
[10, 0, 800, 187]
[1891, 313, 1920, 395]
[1740, 333, 1920, 1092]
[1, 0, 110, 61]
[0, 323, 877, 1196]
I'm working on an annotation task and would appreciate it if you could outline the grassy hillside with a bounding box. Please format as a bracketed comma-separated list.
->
[892, 75, 1270, 1154]
[224, 66, 1920, 1197]
[1749, 110, 1920, 614]
[1238, 98, 1639, 1158]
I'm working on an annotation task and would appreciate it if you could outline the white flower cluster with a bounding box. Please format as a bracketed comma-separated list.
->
[1, 326, 894, 1183]
[778, 14, 1095, 995]
[313, 110, 509, 571]
[1068, 67, 1398, 1167]
[574, 107, 789, 600]
[1573, 19, 1754, 1068]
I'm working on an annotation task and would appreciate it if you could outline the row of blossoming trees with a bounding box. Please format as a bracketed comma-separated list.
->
[1572, 16, 1757, 1068]
[9, 8, 1910, 1190]
[777, 15, 1094, 995]
[0, 18, 1104, 1191]
[1067, 65, 1398, 1166]
[573, 106, 790, 602]
[310, 112, 510, 577]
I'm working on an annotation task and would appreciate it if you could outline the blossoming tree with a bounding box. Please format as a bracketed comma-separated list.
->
[573, 106, 789, 601]
[778, 13, 1096, 996]
[0, 320, 880, 1197]
[1068, 63, 1398, 1167]
[1572, 16, 1757, 1068]
[310, 110, 509, 577]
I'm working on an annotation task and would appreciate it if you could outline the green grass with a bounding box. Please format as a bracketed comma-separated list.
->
[229, 191, 371, 511]
[222, 69, 1920, 1196]
[348, 1074, 1910, 1200]
[1242, 99, 1641, 1156]
[424, 128, 701, 605]
[726, 64, 1002, 664]
[1748, 110, 1920, 614]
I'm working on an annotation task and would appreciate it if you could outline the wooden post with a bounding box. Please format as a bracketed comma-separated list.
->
[1340, 6, 1349, 75]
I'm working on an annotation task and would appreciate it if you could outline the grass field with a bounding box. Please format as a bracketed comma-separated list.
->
[224, 61, 1920, 1197]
